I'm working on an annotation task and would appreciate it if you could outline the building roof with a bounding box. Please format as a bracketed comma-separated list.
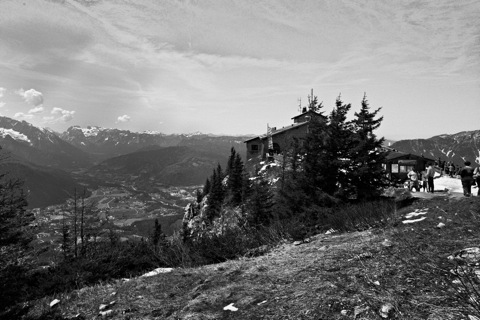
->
[385, 150, 435, 162]
[244, 121, 309, 143]
[291, 109, 321, 120]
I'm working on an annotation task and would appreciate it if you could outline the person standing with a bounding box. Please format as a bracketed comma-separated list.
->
[474, 165, 480, 196]
[407, 168, 419, 192]
[420, 169, 428, 192]
[459, 161, 475, 197]
[426, 163, 436, 193]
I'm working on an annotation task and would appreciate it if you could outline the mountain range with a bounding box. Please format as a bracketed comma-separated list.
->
[390, 131, 480, 166]
[60, 125, 248, 163]
[0, 116, 249, 207]
[0, 115, 478, 207]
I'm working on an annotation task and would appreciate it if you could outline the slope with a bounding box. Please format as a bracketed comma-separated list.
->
[88, 146, 227, 188]
[0, 117, 92, 171]
[0, 161, 85, 208]
[24, 196, 480, 319]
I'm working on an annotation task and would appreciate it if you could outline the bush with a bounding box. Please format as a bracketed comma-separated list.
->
[326, 199, 397, 231]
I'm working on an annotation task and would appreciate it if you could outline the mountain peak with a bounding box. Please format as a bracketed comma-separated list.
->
[0, 127, 32, 145]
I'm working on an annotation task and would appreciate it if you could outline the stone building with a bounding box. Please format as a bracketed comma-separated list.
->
[244, 108, 323, 160]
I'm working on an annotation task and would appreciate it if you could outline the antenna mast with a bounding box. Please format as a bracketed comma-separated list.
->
[297, 98, 302, 113]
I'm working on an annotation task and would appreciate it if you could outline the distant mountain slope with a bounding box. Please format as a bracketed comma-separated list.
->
[0, 117, 92, 171]
[88, 146, 227, 187]
[0, 160, 83, 208]
[61, 126, 249, 162]
[390, 130, 480, 165]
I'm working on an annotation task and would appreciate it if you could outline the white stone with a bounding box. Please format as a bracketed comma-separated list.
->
[379, 303, 394, 318]
[140, 267, 174, 277]
[223, 303, 238, 311]
[402, 217, 427, 224]
[49, 299, 60, 308]
[99, 310, 114, 317]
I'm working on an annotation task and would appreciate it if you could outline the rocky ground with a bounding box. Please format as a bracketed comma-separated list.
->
[25, 192, 480, 320]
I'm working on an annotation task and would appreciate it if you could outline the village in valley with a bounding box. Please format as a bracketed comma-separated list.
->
[29, 183, 198, 265]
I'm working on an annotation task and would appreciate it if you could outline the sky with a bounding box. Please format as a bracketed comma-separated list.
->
[0, 0, 479, 140]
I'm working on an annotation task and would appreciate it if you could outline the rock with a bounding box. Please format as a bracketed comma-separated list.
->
[293, 241, 302, 246]
[436, 222, 446, 229]
[354, 305, 369, 318]
[223, 303, 238, 312]
[381, 239, 393, 247]
[99, 310, 114, 317]
[49, 299, 60, 308]
[402, 217, 427, 224]
[140, 267, 173, 277]
[379, 303, 394, 318]
[340, 309, 348, 316]
[99, 304, 108, 311]
[325, 228, 336, 235]
[449, 247, 480, 264]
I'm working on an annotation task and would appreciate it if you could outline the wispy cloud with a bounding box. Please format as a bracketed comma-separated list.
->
[14, 112, 33, 120]
[28, 106, 44, 114]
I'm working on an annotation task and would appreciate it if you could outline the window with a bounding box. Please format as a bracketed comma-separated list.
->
[399, 165, 415, 173]
[251, 145, 259, 151]
[391, 164, 399, 173]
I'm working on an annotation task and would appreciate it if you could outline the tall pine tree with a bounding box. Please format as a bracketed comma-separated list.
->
[300, 100, 334, 206]
[205, 164, 224, 222]
[349, 93, 387, 199]
[228, 152, 245, 205]
[325, 95, 354, 198]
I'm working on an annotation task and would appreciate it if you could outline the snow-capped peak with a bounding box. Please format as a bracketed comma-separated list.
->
[184, 131, 204, 137]
[142, 130, 162, 135]
[0, 128, 31, 144]
[81, 126, 101, 137]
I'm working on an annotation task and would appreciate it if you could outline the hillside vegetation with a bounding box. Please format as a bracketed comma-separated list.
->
[23, 196, 480, 320]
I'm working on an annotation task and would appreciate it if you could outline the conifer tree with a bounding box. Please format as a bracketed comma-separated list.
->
[151, 218, 165, 253]
[226, 147, 236, 176]
[0, 165, 33, 313]
[276, 137, 307, 217]
[229, 152, 244, 205]
[349, 93, 387, 199]
[246, 176, 275, 227]
[203, 177, 211, 196]
[300, 103, 333, 205]
[205, 164, 224, 222]
[324, 95, 354, 197]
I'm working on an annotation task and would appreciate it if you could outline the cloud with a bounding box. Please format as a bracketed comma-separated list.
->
[14, 112, 34, 120]
[16, 88, 44, 106]
[116, 114, 131, 123]
[0, 87, 5, 98]
[51, 107, 75, 122]
[0, 102, 5, 108]
[28, 106, 44, 114]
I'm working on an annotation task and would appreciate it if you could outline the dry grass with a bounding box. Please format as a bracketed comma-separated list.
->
[24, 196, 480, 320]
